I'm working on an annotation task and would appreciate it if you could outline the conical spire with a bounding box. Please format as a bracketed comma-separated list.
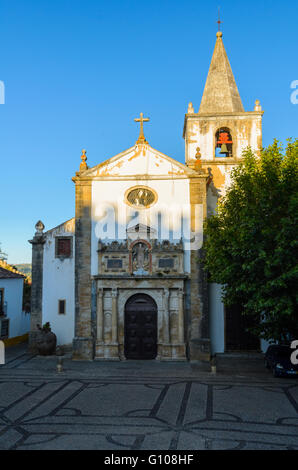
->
[199, 31, 244, 114]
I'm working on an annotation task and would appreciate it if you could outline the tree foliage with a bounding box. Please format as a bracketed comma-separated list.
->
[203, 139, 298, 343]
[0, 243, 7, 261]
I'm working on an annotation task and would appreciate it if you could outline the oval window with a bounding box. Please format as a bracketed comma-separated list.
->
[125, 187, 157, 209]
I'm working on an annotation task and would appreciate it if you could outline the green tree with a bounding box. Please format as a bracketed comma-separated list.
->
[0, 243, 7, 261]
[203, 139, 298, 343]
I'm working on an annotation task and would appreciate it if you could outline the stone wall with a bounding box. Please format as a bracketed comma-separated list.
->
[72, 179, 93, 360]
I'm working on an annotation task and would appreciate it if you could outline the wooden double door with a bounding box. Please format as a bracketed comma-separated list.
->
[124, 294, 157, 360]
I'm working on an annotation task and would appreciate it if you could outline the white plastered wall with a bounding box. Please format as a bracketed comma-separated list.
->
[91, 178, 194, 276]
[0, 278, 28, 338]
[42, 223, 75, 346]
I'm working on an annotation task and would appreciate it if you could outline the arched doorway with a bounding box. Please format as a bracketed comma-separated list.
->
[124, 293, 157, 360]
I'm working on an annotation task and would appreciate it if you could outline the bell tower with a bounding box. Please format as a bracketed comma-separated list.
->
[183, 31, 263, 198]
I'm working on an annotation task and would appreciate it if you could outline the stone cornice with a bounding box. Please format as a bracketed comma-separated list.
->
[186, 111, 264, 119]
[72, 176, 92, 184]
[92, 274, 189, 280]
[200, 158, 242, 165]
[29, 236, 46, 245]
[72, 173, 208, 182]
[183, 111, 264, 138]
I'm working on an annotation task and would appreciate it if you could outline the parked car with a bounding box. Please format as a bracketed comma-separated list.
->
[265, 344, 298, 378]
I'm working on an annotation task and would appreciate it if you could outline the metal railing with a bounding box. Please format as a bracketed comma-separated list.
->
[0, 317, 9, 339]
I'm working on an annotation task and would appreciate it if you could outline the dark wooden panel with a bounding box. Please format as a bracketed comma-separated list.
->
[124, 294, 157, 360]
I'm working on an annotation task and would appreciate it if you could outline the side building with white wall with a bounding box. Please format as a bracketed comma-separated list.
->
[41, 218, 75, 347]
[0, 263, 29, 342]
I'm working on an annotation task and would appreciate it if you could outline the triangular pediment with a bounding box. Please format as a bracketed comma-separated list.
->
[126, 223, 157, 241]
[80, 143, 197, 179]
[126, 223, 156, 234]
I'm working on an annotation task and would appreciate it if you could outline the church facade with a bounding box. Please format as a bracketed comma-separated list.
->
[29, 31, 264, 361]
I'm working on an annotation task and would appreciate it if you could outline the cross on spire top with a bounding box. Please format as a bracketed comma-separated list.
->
[134, 112, 150, 144]
[217, 6, 223, 32]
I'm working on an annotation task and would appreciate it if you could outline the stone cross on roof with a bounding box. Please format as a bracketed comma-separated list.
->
[134, 112, 150, 144]
[217, 6, 223, 31]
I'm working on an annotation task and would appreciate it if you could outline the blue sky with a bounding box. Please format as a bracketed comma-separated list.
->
[0, 0, 297, 264]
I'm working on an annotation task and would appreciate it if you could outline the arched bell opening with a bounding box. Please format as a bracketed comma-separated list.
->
[215, 128, 233, 158]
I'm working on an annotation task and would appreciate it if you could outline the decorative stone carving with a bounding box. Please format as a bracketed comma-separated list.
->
[36, 323, 57, 356]
[98, 240, 127, 252]
[153, 239, 183, 252]
[132, 242, 149, 274]
[254, 99, 262, 111]
[35, 220, 45, 235]
[79, 149, 88, 171]
[188, 102, 194, 114]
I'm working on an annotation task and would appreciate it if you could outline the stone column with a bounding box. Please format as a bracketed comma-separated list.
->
[163, 288, 170, 344]
[95, 288, 104, 358]
[101, 287, 119, 360]
[72, 176, 93, 360]
[160, 288, 172, 359]
[178, 288, 184, 344]
[28, 221, 46, 353]
[96, 288, 104, 342]
[188, 175, 210, 362]
[169, 288, 186, 360]
[111, 288, 118, 344]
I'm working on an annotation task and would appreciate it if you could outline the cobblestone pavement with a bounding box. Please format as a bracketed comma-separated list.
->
[0, 344, 297, 450]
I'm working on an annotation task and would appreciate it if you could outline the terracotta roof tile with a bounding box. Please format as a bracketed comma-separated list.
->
[0, 267, 25, 279]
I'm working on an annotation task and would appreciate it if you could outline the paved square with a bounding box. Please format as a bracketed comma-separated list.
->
[0, 345, 297, 450]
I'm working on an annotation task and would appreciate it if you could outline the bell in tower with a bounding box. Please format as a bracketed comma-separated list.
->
[216, 129, 233, 157]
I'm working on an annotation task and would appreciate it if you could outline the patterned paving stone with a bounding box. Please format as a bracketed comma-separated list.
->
[0, 346, 297, 450]
[0, 375, 297, 450]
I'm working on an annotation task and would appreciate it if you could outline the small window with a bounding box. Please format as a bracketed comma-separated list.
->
[58, 299, 66, 315]
[55, 237, 72, 258]
[0, 318, 9, 339]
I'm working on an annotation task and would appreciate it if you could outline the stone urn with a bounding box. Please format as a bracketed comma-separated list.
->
[36, 322, 57, 356]
[210, 355, 217, 374]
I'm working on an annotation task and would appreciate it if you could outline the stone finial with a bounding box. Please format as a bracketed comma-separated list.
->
[79, 149, 88, 171]
[195, 147, 201, 159]
[188, 102, 194, 114]
[194, 147, 203, 171]
[216, 31, 223, 38]
[35, 220, 45, 234]
[254, 99, 262, 111]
